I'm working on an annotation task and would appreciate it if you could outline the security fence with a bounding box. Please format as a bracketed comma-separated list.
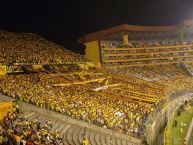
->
[145, 90, 193, 145]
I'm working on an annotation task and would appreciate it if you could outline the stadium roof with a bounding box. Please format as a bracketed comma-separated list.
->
[78, 20, 193, 43]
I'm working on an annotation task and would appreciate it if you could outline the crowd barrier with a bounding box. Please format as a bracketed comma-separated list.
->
[163, 97, 193, 145]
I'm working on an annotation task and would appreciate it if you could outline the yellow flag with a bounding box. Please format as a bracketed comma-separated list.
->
[105, 80, 109, 86]
[0, 65, 6, 76]
[0, 102, 13, 120]
[123, 35, 129, 45]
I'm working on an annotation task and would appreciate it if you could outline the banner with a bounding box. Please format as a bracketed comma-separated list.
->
[123, 35, 129, 45]
[0, 65, 6, 76]
[32, 65, 43, 70]
[0, 102, 13, 120]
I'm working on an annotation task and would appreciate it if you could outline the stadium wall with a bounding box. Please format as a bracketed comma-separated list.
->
[186, 116, 193, 144]
[84, 40, 101, 63]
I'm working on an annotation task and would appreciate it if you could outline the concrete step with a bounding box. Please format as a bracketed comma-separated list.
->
[116, 138, 122, 145]
[122, 140, 127, 145]
[66, 126, 76, 145]
[112, 137, 117, 145]
[36, 114, 44, 121]
[126, 141, 133, 145]
[101, 134, 107, 145]
[50, 121, 62, 132]
[20, 112, 31, 118]
[60, 124, 71, 138]
[23, 112, 35, 119]
[79, 128, 91, 144]
[78, 128, 84, 144]
[106, 135, 113, 145]
[49, 118, 57, 126]
[57, 124, 66, 133]
[72, 127, 81, 145]
[90, 131, 97, 145]
[95, 133, 101, 145]
[39, 116, 48, 123]
[61, 124, 71, 145]
[85, 129, 91, 145]
[109, 137, 117, 145]
[36, 115, 46, 127]
[58, 125, 66, 139]
[26, 113, 36, 121]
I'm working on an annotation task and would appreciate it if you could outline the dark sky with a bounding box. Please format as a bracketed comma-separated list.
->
[1, 0, 193, 52]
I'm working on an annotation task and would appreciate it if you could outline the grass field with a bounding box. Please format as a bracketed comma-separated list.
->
[164, 103, 193, 145]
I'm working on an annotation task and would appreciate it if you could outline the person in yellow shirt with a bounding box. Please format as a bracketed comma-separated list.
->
[54, 130, 60, 139]
[15, 104, 19, 113]
[82, 137, 89, 145]
[0, 135, 3, 144]
[15, 135, 22, 145]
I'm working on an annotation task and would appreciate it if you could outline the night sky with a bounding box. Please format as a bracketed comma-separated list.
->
[1, 0, 193, 52]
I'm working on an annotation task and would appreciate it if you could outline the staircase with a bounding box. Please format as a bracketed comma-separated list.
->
[22, 111, 142, 145]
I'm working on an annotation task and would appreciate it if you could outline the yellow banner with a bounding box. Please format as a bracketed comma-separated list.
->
[0, 65, 6, 76]
[123, 35, 129, 45]
[32, 65, 43, 70]
[0, 102, 13, 120]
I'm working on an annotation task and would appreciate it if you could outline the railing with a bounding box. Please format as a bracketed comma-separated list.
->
[104, 50, 193, 57]
[145, 90, 193, 145]
[164, 97, 193, 145]
[104, 55, 193, 64]
[163, 105, 179, 145]
[185, 115, 193, 144]
[146, 90, 192, 125]
[104, 59, 193, 67]
[103, 44, 193, 51]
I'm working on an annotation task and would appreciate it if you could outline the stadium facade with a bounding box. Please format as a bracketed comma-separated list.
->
[79, 20, 193, 68]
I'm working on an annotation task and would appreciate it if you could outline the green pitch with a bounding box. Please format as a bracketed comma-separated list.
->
[164, 104, 193, 145]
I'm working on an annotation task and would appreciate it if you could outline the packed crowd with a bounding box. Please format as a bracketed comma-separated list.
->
[0, 106, 61, 144]
[97, 68, 164, 95]
[103, 64, 188, 82]
[104, 58, 193, 68]
[0, 30, 86, 65]
[122, 64, 187, 81]
[101, 40, 193, 66]
[0, 70, 164, 137]
[2, 29, 193, 140]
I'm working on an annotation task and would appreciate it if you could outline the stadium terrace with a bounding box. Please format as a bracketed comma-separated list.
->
[1, 20, 193, 145]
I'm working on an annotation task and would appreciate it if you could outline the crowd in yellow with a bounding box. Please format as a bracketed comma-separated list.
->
[0, 104, 62, 144]
[0, 69, 165, 137]
[0, 30, 86, 65]
[101, 40, 193, 67]
[116, 64, 187, 81]
[1, 30, 193, 141]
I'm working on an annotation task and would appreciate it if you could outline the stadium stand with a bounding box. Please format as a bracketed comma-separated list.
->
[0, 71, 162, 138]
[2, 20, 193, 145]
[0, 110, 63, 144]
[0, 30, 86, 65]
[80, 20, 193, 68]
